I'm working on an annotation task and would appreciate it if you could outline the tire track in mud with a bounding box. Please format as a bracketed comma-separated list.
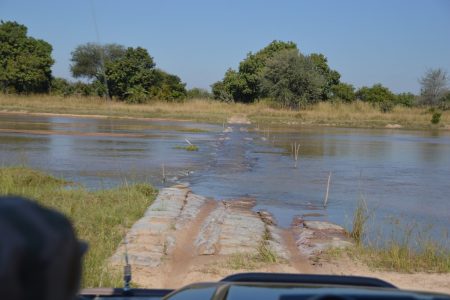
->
[162, 199, 218, 288]
[281, 228, 312, 273]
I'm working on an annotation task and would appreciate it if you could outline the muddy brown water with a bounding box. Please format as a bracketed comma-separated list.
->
[1, 113, 449, 243]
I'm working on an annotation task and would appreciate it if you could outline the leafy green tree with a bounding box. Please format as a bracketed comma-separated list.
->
[211, 80, 233, 102]
[105, 47, 157, 100]
[356, 84, 395, 103]
[125, 85, 149, 103]
[149, 69, 186, 101]
[50, 77, 73, 96]
[262, 49, 326, 108]
[70, 43, 126, 81]
[310, 53, 340, 99]
[103, 47, 186, 102]
[212, 40, 297, 103]
[356, 84, 396, 112]
[0, 21, 54, 93]
[331, 83, 356, 102]
[419, 68, 448, 106]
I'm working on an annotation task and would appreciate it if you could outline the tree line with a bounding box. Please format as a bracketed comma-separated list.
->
[1, 21, 449, 110]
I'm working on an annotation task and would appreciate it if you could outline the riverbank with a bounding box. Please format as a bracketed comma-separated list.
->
[1, 94, 448, 130]
[0, 166, 157, 288]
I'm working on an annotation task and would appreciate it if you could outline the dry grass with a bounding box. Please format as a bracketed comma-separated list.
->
[0, 94, 448, 129]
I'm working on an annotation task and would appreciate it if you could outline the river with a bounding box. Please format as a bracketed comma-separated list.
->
[1, 112, 449, 242]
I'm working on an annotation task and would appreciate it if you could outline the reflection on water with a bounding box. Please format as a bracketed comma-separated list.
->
[1, 113, 449, 240]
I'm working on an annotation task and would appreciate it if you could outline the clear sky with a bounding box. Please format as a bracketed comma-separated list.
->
[1, 0, 449, 93]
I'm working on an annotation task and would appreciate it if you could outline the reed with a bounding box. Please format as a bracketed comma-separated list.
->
[291, 142, 301, 168]
[350, 197, 369, 245]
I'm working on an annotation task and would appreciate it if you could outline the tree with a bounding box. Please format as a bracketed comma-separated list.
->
[262, 49, 326, 108]
[70, 43, 126, 81]
[149, 69, 186, 101]
[105, 47, 156, 100]
[331, 83, 356, 102]
[212, 40, 298, 103]
[0, 21, 54, 93]
[356, 84, 395, 103]
[104, 47, 186, 102]
[211, 80, 233, 102]
[310, 53, 341, 99]
[419, 68, 448, 106]
[356, 84, 396, 112]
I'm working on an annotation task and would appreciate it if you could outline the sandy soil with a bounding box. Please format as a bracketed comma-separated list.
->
[312, 255, 450, 294]
[148, 250, 450, 294]
[0, 110, 189, 122]
[227, 114, 251, 124]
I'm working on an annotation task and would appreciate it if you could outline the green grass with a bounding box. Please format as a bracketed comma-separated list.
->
[258, 227, 278, 263]
[225, 226, 279, 270]
[226, 253, 260, 270]
[174, 144, 199, 151]
[350, 198, 370, 245]
[0, 166, 158, 287]
[352, 238, 450, 273]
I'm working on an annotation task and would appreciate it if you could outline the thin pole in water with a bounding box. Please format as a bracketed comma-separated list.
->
[324, 171, 332, 207]
[292, 142, 300, 168]
[162, 163, 166, 184]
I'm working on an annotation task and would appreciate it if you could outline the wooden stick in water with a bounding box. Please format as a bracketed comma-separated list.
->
[292, 142, 301, 168]
[324, 171, 332, 207]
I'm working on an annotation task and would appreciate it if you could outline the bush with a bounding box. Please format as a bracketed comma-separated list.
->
[331, 83, 356, 102]
[395, 92, 416, 107]
[431, 111, 442, 124]
[356, 84, 396, 104]
[379, 101, 394, 113]
[125, 85, 149, 103]
[186, 88, 212, 99]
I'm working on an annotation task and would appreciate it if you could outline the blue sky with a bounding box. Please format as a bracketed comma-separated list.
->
[1, 0, 449, 93]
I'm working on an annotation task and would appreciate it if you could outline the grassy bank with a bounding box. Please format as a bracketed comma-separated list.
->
[0, 94, 448, 129]
[344, 199, 450, 273]
[0, 166, 157, 287]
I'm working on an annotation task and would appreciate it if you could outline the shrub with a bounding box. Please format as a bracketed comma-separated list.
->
[379, 101, 394, 113]
[431, 111, 442, 124]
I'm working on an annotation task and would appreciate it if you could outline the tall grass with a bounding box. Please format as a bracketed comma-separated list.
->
[348, 198, 450, 273]
[0, 166, 157, 287]
[0, 94, 448, 129]
[350, 197, 370, 245]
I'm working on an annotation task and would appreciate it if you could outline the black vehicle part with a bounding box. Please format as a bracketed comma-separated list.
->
[220, 273, 397, 289]
[79, 287, 173, 298]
